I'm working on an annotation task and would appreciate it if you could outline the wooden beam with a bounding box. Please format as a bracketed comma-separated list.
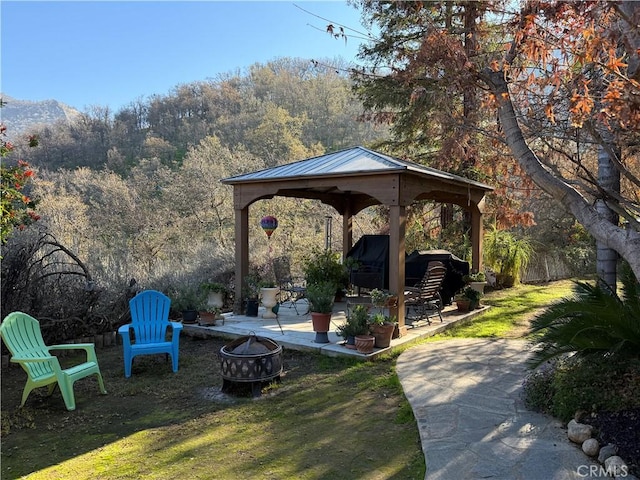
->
[234, 207, 249, 314]
[471, 205, 483, 273]
[389, 205, 406, 333]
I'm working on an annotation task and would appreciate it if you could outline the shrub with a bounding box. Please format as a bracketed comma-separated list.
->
[306, 281, 336, 314]
[523, 356, 640, 423]
[302, 247, 348, 292]
[522, 364, 557, 414]
[528, 262, 640, 368]
[337, 304, 370, 339]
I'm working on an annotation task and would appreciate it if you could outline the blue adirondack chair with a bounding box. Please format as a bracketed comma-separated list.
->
[0, 312, 107, 411]
[118, 290, 183, 378]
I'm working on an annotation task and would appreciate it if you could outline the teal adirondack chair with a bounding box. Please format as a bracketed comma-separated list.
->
[0, 312, 107, 411]
[118, 290, 183, 378]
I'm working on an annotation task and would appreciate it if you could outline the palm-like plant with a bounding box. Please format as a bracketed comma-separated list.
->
[528, 263, 640, 368]
[484, 226, 533, 286]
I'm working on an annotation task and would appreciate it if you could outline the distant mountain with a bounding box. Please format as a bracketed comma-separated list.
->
[1, 94, 81, 140]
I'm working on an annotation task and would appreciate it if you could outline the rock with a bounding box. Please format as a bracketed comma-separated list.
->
[582, 438, 599, 456]
[604, 456, 628, 477]
[598, 443, 618, 463]
[567, 419, 593, 444]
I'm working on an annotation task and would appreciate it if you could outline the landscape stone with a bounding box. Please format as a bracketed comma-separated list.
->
[567, 419, 593, 444]
[598, 443, 618, 463]
[582, 438, 599, 456]
[603, 455, 628, 477]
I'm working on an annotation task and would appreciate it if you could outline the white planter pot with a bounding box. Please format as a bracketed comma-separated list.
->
[207, 291, 224, 309]
[469, 282, 486, 294]
[260, 287, 279, 319]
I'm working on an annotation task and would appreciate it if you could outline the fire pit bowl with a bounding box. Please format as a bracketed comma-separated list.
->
[219, 334, 283, 397]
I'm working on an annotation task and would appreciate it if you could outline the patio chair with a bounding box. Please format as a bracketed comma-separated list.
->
[118, 290, 183, 378]
[0, 311, 107, 411]
[404, 261, 447, 324]
[273, 256, 307, 314]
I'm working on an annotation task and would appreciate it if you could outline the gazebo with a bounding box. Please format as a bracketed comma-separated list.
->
[221, 146, 493, 330]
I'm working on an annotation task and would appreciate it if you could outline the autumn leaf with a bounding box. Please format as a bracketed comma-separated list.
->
[545, 104, 556, 124]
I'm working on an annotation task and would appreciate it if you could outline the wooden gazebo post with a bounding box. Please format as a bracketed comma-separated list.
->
[389, 205, 407, 333]
[233, 206, 249, 314]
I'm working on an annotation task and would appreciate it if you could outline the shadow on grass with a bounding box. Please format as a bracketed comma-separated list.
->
[1, 336, 424, 480]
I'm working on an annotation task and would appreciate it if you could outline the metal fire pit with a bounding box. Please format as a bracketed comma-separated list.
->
[219, 334, 283, 397]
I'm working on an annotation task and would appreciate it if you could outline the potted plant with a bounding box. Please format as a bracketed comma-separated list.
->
[455, 287, 483, 312]
[368, 312, 396, 348]
[336, 304, 370, 349]
[370, 288, 390, 308]
[243, 273, 261, 317]
[302, 247, 349, 301]
[171, 285, 206, 323]
[306, 281, 336, 343]
[484, 227, 533, 288]
[259, 280, 280, 319]
[463, 271, 487, 295]
[201, 282, 227, 311]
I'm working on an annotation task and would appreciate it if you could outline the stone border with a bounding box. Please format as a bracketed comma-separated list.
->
[567, 418, 637, 479]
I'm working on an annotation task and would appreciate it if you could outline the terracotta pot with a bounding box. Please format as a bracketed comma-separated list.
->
[311, 312, 332, 343]
[354, 335, 375, 354]
[370, 322, 395, 348]
[311, 312, 331, 332]
[456, 299, 471, 312]
[198, 311, 217, 326]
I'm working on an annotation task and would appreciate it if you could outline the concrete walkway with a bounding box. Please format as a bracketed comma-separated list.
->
[397, 338, 598, 480]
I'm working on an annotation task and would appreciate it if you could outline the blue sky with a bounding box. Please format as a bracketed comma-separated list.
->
[2, 1, 368, 112]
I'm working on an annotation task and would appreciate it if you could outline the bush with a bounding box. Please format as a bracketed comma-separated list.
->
[522, 356, 640, 423]
[337, 304, 370, 339]
[302, 248, 348, 292]
[522, 364, 556, 414]
[528, 262, 640, 368]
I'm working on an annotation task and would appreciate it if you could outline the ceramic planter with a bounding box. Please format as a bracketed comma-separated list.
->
[260, 287, 279, 319]
[370, 322, 395, 348]
[469, 281, 486, 294]
[206, 291, 224, 309]
[354, 334, 375, 354]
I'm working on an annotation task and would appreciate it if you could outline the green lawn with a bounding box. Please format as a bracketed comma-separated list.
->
[437, 279, 579, 339]
[0, 279, 581, 480]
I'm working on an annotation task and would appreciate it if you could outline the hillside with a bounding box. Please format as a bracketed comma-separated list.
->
[0, 94, 81, 140]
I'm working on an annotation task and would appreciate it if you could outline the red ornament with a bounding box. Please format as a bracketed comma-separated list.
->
[260, 215, 278, 238]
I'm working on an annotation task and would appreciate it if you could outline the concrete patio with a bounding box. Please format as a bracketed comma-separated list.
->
[182, 297, 489, 359]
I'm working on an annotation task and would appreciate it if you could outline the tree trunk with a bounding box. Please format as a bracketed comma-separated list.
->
[596, 142, 621, 291]
[481, 69, 640, 282]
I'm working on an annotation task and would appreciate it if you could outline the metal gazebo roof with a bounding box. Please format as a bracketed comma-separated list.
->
[223, 146, 492, 190]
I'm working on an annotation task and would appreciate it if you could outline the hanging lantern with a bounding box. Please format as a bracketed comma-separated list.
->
[260, 215, 278, 239]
